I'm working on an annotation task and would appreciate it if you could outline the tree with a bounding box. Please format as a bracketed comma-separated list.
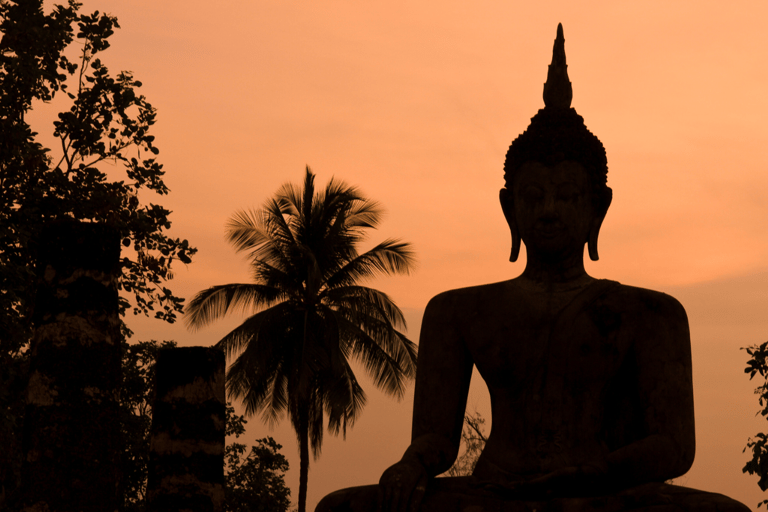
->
[225, 403, 291, 512]
[442, 410, 488, 478]
[0, 0, 195, 342]
[120, 342, 292, 512]
[119, 339, 177, 511]
[0, 1, 194, 507]
[1, 335, 177, 510]
[186, 167, 418, 512]
[743, 341, 768, 508]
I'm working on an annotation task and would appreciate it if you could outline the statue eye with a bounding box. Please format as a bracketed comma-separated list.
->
[557, 184, 581, 202]
[522, 186, 544, 202]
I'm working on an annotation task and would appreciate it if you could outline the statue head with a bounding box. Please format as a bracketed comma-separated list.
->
[500, 24, 613, 263]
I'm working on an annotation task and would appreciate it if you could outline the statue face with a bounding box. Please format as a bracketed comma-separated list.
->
[511, 160, 594, 260]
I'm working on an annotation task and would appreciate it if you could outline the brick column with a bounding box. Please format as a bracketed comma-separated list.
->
[148, 346, 225, 512]
[20, 221, 122, 511]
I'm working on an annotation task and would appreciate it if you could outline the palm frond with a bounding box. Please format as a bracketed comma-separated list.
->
[323, 239, 415, 290]
[321, 356, 366, 437]
[214, 302, 295, 358]
[322, 285, 407, 330]
[276, 181, 302, 218]
[226, 202, 297, 269]
[301, 167, 315, 233]
[308, 387, 325, 458]
[226, 352, 275, 417]
[345, 197, 383, 230]
[225, 208, 270, 254]
[258, 199, 298, 258]
[352, 316, 417, 380]
[226, 328, 284, 418]
[223, 304, 302, 424]
[335, 315, 415, 398]
[185, 283, 284, 329]
[251, 259, 304, 296]
[332, 293, 417, 381]
[321, 176, 383, 231]
[261, 371, 289, 426]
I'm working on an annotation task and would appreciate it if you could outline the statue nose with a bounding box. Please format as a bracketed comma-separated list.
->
[540, 195, 558, 218]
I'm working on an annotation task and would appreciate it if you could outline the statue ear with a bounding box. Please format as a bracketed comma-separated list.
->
[588, 187, 612, 261]
[499, 188, 521, 262]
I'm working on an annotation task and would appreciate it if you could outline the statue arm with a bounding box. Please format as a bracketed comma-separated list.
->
[404, 291, 475, 476]
[606, 293, 696, 484]
[378, 292, 473, 512]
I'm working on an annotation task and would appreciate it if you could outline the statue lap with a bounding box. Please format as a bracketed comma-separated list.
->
[316, 480, 751, 512]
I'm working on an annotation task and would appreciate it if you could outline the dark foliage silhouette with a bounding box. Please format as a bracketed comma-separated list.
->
[119, 339, 177, 511]
[0, 1, 193, 506]
[123, 339, 294, 512]
[186, 167, 417, 512]
[743, 341, 768, 508]
[441, 410, 487, 478]
[226, 403, 291, 512]
[0, 0, 194, 342]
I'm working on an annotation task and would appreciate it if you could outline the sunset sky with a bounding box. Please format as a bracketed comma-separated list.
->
[30, 0, 768, 509]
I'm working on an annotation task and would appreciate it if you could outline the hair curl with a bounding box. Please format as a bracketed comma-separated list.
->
[504, 108, 611, 212]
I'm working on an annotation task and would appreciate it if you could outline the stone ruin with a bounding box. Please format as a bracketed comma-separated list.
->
[18, 221, 225, 512]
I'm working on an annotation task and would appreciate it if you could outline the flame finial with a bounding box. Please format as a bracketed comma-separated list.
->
[543, 23, 572, 109]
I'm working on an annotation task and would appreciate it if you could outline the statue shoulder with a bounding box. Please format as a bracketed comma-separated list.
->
[606, 282, 689, 325]
[424, 281, 512, 316]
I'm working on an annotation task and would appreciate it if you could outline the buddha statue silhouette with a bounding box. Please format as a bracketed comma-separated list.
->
[316, 24, 750, 512]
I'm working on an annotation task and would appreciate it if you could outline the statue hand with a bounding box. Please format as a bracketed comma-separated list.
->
[474, 464, 606, 498]
[521, 464, 606, 495]
[378, 459, 429, 512]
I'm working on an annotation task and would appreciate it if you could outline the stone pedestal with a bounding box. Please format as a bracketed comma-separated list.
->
[318, 480, 752, 512]
[20, 221, 122, 512]
[147, 346, 226, 512]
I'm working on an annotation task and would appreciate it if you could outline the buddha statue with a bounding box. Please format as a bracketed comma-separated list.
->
[316, 24, 750, 512]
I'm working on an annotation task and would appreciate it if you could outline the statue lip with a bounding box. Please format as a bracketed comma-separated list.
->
[533, 223, 565, 238]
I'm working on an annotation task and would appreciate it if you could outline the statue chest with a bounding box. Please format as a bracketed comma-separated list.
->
[464, 301, 636, 469]
[465, 300, 631, 400]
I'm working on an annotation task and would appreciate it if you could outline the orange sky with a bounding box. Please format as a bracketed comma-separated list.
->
[31, 1, 768, 509]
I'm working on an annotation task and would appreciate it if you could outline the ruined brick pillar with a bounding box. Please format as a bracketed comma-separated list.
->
[20, 221, 122, 511]
[148, 346, 225, 512]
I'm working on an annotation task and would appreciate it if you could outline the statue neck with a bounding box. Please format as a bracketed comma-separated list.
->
[520, 246, 591, 288]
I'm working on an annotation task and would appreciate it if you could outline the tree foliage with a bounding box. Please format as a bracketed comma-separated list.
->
[442, 410, 488, 478]
[0, 0, 195, 351]
[743, 341, 768, 508]
[225, 404, 291, 512]
[0, 1, 194, 507]
[186, 167, 417, 512]
[119, 339, 177, 511]
[119, 342, 292, 512]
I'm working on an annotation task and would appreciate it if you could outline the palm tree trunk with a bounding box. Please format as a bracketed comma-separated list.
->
[298, 406, 310, 512]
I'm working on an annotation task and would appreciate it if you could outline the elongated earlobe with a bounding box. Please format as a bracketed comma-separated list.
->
[510, 234, 521, 262]
[588, 227, 601, 261]
[499, 188, 521, 262]
[588, 188, 612, 261]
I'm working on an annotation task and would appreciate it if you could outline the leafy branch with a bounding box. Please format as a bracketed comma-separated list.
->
[743, 341, 768, 508]
[0, 0, 196, 335]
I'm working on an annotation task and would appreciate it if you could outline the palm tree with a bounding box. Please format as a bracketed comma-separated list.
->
[186, 167, 417, 512]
